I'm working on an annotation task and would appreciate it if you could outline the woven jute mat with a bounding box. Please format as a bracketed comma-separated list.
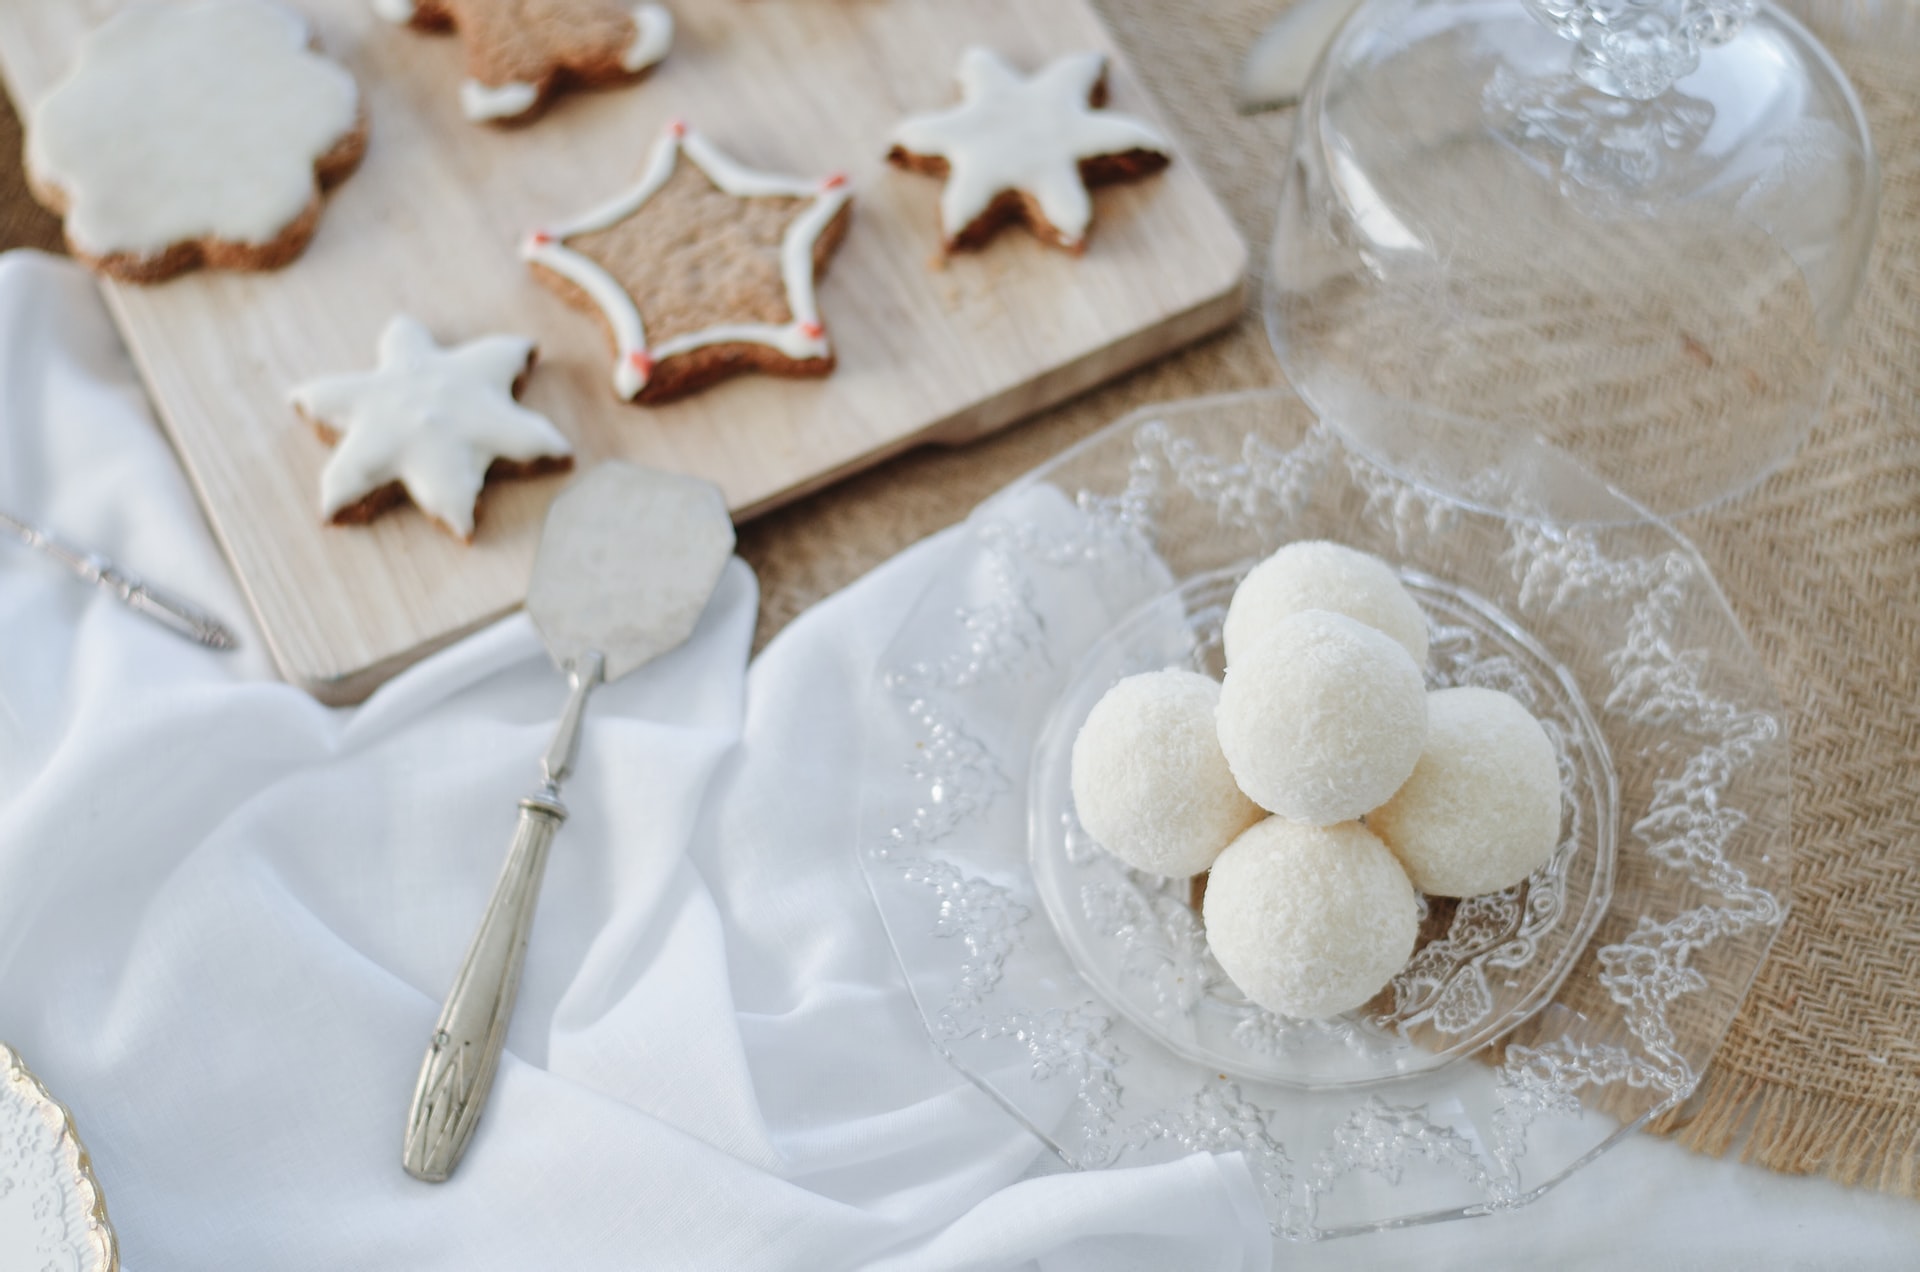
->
[1649, 19, 1920, 1193]
[3, 0, 1915, 1199]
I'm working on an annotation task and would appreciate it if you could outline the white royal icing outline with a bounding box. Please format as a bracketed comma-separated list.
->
[888, 47, 1170, 249]
[621, 4, 674, 72]
[289, 314, 573, 540]
[461, 79, 539, 121]
[521, 119, 851, 400]
[452, 2, 674, 122]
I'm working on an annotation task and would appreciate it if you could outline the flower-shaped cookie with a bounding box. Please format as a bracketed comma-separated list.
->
[27, 0, 366, 283]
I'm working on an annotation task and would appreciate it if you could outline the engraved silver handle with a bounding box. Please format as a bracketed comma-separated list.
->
[402, 793, 565, 1182]
[402, 651, 604, 1182]
[0, 507, 239, 650]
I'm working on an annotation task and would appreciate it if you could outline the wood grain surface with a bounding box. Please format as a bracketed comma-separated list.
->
[0, 0, 1245, 702]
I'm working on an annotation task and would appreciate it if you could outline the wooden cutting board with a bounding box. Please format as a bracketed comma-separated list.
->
[0, 0, 1246, 703]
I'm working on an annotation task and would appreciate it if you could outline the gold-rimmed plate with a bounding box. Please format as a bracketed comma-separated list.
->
[1, 1042, 117, 1272]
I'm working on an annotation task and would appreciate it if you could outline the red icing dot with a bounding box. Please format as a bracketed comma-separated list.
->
[799, 320, 824, 340]
[821, 172, 849, 191]
[628, 350, 655, 376]
[529, 230, 553, 247]
[668, 117, 688, 137]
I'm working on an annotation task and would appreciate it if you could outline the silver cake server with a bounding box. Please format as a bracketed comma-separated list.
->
[402, 460, 735, 1183]
[0, 507, 238, 650]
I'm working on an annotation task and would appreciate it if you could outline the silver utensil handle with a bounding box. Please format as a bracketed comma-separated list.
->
[0, 508, 239, 650]
[402, 793, 567, 1182]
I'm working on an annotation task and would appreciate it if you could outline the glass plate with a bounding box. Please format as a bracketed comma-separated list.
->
[856, 389, 1790, 1241]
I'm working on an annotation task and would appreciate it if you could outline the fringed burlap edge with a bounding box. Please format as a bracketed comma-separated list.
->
[1649, 1068, 1920, 1198]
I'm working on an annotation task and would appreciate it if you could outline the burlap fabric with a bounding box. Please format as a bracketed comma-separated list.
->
[3, 0, 1914, 1198]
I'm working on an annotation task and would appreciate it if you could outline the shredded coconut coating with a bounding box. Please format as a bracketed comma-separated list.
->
[1216, 609, 1427, 825]
[1369, 686, 1563, 897]
[1203, 817, 1419, 1018]
[1070, 669, 1264, 877]
[1223, 540, 1429, 668]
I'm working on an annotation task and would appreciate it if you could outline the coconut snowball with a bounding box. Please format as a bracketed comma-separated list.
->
[1203, 817, 1419, 1018]
[1223, 540, 1429, 667]
[1216, 609, 1427, 825]
[1071, 669, 1264, 877]
[1369, 686, 1563, 897]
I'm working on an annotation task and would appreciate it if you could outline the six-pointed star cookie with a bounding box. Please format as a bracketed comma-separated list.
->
[522, 119, 853, 404]
[887, 47, 1171, 254]
[374, 0, 672, 123]
[289, 315, 574, 542]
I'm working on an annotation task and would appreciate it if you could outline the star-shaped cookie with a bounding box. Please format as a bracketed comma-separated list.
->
[887, 47, 1171, 254]
[289, 315, 573, 541]
[374, 0, 672, 123]
[522, 119, 853, 404]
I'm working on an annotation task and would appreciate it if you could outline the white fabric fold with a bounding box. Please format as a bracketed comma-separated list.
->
[0, 253, 1269, 1272]
[2, 251, 1918, 1270]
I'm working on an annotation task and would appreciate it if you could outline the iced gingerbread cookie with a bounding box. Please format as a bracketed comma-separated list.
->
[26, 0, 365, 283]
[289, 315, 574, 542]
[523, 119, 853, 404]
[374, 0, 673, 124]
[886, 47, 1170, 254]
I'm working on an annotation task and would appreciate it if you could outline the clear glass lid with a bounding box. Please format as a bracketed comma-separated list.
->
[1266, 0, 1879, 519]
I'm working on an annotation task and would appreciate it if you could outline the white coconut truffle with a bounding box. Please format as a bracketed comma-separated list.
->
[1071, 669, 1264, 877]
[1216, 610, 1427, 825]
[1203, 818, 1419, 1019]
[1223, 540, 1429, 667]
[1369, 686, 1563, 897]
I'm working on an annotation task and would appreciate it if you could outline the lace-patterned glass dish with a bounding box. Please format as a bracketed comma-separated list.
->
[1028, 564, 1617, 1088]
[856, 390, 1789, 1241]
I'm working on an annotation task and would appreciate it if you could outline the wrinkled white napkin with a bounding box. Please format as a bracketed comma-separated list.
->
[3, 252, 1919, 1271]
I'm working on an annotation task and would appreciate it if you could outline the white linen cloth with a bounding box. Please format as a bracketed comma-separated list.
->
[1, 251, 1918, 1270]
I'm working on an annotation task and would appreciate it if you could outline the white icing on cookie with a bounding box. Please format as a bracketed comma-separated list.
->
[289, 315, 573, 541]
[371, 0, 417, 23]
[888, 47, 1170, 249]
[454, 2, 674, 122]
[622, 4, 674, 73]
[461, 79, 541, 122]
[28, 0, 361, 260]
[521, 120, 851, 400]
